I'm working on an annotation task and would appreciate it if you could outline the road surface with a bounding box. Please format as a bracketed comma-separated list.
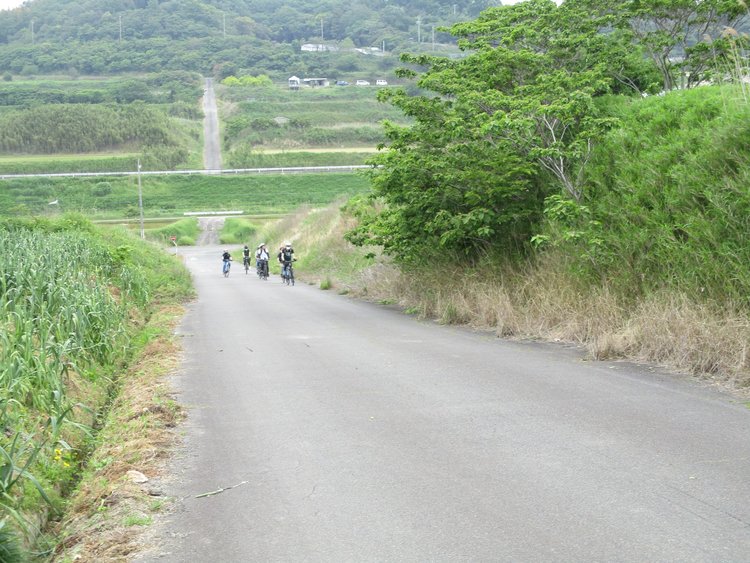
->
[140, 245, 750, 561]
[202, 78, 222, 171]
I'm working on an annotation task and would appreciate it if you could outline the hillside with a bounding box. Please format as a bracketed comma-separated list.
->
[0, 0, 478, 77]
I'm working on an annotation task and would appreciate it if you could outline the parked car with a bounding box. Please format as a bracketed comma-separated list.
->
[335, 80, 349, 86]
[376, 79, 388, 86]
[355, 80, 370, 86]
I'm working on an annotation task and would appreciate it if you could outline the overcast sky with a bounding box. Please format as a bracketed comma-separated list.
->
[0, 0, 25, 11]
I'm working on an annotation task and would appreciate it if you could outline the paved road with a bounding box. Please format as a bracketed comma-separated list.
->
[202, 78, 222, 171]
[141, 245, 750, 562]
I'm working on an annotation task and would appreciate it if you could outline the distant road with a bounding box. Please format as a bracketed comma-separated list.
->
[202, 77, 222, 171]
[137, 245, 750, 562]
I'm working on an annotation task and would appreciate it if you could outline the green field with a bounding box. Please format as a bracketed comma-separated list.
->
[0, 173, 371, 218]
[221, 85, 408, 166]
[0, 153, 141, 174]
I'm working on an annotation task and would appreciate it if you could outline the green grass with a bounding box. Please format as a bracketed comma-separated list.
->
[225, 150, 374, 168]
[145, 217, 200, 246]
[0, 173, 371, 219]
[221, 85, 410, 156]
[0, 153, 141, 174]
[220, 217, 259, 245]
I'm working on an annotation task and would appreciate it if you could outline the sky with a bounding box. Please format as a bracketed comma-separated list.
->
[0, 0, 25, 11]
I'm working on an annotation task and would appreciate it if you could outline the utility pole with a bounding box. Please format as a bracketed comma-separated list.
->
[417, 16, 421, 43]
[137, 159, 145, 240]
[222, 13, 226, 39]
[320, 17, 324, 41]
[119, 14, 122, 43]
[31, 20, 34, 45]
[432, 26, 435, 50]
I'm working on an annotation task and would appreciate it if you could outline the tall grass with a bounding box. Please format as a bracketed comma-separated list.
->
[0, 215, 191, 552]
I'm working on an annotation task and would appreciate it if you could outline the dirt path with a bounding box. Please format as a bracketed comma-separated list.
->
[202, 78, 222, 171]
[195, 217, 225, 245]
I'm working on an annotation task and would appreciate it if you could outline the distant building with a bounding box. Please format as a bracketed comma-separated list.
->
[301, 43, 339, 52]
[302, 78, 330, 88]
[288, 76, 300, 90]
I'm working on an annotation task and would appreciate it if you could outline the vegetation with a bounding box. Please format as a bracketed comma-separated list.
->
[219, 216, 259, 245]
[0, 215, 191, 558]
[0, 173, 370, 218]
[0, 154, 140, 175]
[146, 217, 201, 246]
[225, 151, 372, 169]
[221, 86, 410, 167]
[0, 73, 204, 171]
[330, 0, 750, 385]
[0, 0, 473, 78]
[0, 73, 202, 107]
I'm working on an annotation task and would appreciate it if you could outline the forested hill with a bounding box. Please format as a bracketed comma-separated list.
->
[0, 0, 493, 75]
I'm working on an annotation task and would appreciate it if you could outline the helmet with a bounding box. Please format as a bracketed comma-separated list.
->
[284, 241, 292, 247]
[244, 245, 248, 249]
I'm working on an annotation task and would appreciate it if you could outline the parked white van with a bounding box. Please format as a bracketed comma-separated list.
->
[355, 79, 370, 86]
[376, 79, 388, 86]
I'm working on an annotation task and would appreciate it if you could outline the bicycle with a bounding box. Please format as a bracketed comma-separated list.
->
[243, 256, 251, 275]
[281, 260, 295, 286]
[222, 259, 231, 277]
[257, 259, 269, 280]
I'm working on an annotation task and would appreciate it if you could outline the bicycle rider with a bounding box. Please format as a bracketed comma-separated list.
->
[242, 245, 251, 269]
[255, 243, 269, 276]
[221, 249, 232, 274]
[278, 242, 294, 280]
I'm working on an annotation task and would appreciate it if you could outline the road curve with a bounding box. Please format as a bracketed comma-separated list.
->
[202, 78, 222, 171]
[140, 245, 750, 562]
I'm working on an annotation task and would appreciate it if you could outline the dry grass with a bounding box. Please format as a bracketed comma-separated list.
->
[350, 260, 750, 393]
[50, 305, 185, 562]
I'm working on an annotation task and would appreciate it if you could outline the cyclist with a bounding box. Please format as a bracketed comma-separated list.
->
[221, 249, 232, 276]
[255, 243, 269, 278]
[278, 242, 295, 283]
[242, 245, 251, 273]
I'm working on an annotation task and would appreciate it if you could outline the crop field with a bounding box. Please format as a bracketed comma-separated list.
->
[221, 85, 409, 167]
[0, 73, 204, 174]
[0, 173, 371, 218]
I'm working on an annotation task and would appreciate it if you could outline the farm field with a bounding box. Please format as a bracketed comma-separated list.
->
[0, 73, 204, 174]
[220, 85, 407, 167]
[0, 173, 371, 218]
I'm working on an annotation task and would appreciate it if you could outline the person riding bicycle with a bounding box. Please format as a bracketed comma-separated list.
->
[221, 249, 232, 274]
[255, 243, 269, 277]
[242, 245, 251, 268]
[278, 242, 295, 280]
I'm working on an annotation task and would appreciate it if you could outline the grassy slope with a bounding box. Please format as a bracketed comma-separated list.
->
[220, 85, 407, 167]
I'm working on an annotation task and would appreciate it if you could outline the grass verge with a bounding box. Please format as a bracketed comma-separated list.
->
[48, 303, 187, 562]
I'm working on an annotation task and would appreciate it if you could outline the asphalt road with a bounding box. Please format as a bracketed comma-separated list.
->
[141, 245, 750, 562]
[202, 78, 222, 171]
